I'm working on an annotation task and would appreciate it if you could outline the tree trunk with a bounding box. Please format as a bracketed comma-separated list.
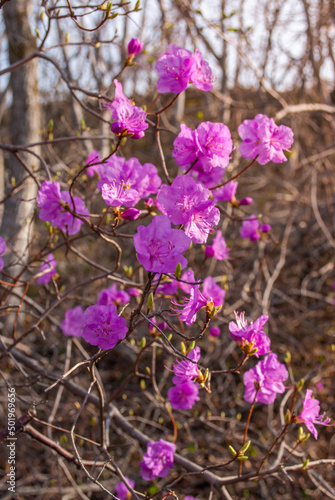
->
[2, 0, 41, 275]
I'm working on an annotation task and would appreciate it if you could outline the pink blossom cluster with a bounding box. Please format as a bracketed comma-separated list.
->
[156, 44, 215, 94]
[229, 311, 271, 357]
[238, 114, 294, 165]
[98, 155, 161, 208]
[140, 439, 176, 480]
[36, 253, 57, 284]
[134, 215, 191, 274]
[296, 390, 335, 439]
[156, 175, 219, 244]
[171, 270, 225, 326]
[37, 180, 89, 235]
[168, 347, 201, 411]
[243, 353, 288, 404]
[105, 80, 148, 139]
[172, 122, 233, 179]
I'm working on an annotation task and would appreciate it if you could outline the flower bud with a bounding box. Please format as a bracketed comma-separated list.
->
[120, 208, 141, 221]
[127, 38, 143, 59]
[209, 326, 220, 337]
[260, 223, 271, 233]
[238, 197, 253, 206]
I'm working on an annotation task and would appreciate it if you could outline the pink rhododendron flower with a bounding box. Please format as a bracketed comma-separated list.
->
[238, 114, 294, 165]
[97, 284, 130, 306]
[212, 180, 238, 203]
[172, 122, 232, 174]
[243, 353, 288, 404]
[101, 181, 138, 207]
[85, 150, 101, 177]
[156, 175, 219, 244]
[205, 231, 231, 260]
[134, 215, 190, 273]
[185, 200, 220, 244]
[172, 282, 207, 326]
[229, 311, 270, 357]
[140, 439, 176, 481]
[155, 44, 214, 94]
[196, 121, 233, 172]
[172, 124, 198, 168]
[82, 304, 128, 350]
[172, 273, 223, 325]
[115, 477, 135, 500]
[128, 287, 142, 297]
[36, 254, 57, 284]
[172, 347, 201, 384]
[98, 156, 161, 207]
[168, 380, 200, 410]
[37, 180, 89, 235]
[296, 390, 335, 439]
[61, 306, 84, 337]
[240, 216, 260, 241]
[105, 80, 148, 139]
[203, 276, 225, 307]
[179, 269, 196, 294]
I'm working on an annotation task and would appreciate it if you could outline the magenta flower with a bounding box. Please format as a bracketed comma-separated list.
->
[101, 180, 138, 207]
[156, 175, 219, 244]
[212, 180, 238, 203]
[172, 283, 207, 326]
[157, 278, 179, 296]
[172, 347, 201, 384]
[190, 49, 215, 91]
[98, 156, 161, 207]
[156, 175, 208, 225]
[229, 311, 270, 357]
[0, 236, 6, 271]
[240, 216, 260, 242]
[85, 150, 101, 177]
[260, 223, 271, 233]
[140, 439, 176, 481]
[238, 114, 294, 165]
[172, 124, 198, 168]
[185, 200, 220, 244]
[185, 497, 199, 500]
[127, 38, 143, 58]
[296, 390, 335, 439]
[172, 122, 232, 174]
[134, 215, 190, 274]
[203, 276, 225, 307]
[36, 180, 62, 223]
[179, 269, 196, 294]
[36, 254, 57, 284]
[36, 181, 89, 235]
[82, 304, 128, 350]
[105, 80, 148, 139]
[128, 287, 142, 297]
[196, 122, 233, 172]
[97, 284, 130, 306]
[61, 306, 84, 337]
[156, 44, 214, 94]
[243, 353, 288, 405]
[115, 477, 135, 500]
[168, 380, 200, 410]
[205, 231, 231, 260]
